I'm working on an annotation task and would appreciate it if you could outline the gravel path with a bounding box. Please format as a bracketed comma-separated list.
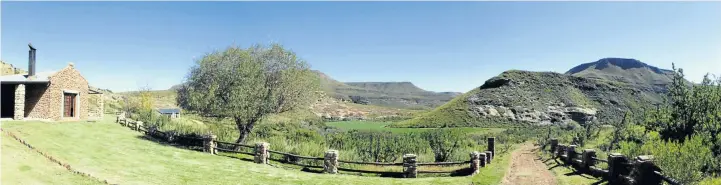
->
[500, 143, 558, 185]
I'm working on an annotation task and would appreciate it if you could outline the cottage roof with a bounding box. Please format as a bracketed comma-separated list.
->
[157, 108, 181, 114]
[0, 71, 56, 84]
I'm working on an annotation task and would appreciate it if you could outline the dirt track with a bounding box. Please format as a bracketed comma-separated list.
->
[500, 143, 558, 185]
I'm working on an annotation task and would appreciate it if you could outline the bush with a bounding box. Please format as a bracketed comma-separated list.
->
[423, 129, 466, 162]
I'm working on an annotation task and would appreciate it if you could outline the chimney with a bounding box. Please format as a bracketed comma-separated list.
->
[28, 43, 37, 77]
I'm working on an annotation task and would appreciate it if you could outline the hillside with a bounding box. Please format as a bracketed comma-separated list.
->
[393, 58, 671, 128]
[1, 60, 26, 76]
[315, 71, 460, 109]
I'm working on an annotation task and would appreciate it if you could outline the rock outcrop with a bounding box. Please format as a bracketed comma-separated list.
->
[468, 102, 596, 125]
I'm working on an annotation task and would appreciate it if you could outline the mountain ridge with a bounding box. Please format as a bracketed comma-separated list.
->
[392, 58, 674, 128]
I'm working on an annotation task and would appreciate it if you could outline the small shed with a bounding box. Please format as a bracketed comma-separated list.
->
[157, 108, 181, 119]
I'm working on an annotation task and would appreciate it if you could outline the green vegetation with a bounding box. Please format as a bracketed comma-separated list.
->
[537, 66, 721, 185]
[389, 88, 511, 128]
[177, 43, 320, 144]
[1, 117, 514, 185]
[326, 121, 505, 134]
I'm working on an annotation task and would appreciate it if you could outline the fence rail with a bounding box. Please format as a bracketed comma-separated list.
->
[417, 161, 470, 166]
[337, 160, 403, 166]
[548, 138, 683, 185]
[215, 148, 255, 155]
[116, 113, 496, 178]
[654, 171, 682, 185]
[268, 150, 325, 161]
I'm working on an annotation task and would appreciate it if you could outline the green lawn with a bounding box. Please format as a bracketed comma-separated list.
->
[1, 116, 512, 185]
[1, 133, 103, 185]
[326, 121, 506, 134]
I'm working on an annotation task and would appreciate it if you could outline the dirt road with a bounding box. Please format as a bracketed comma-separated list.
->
[500, 143, 558, 185]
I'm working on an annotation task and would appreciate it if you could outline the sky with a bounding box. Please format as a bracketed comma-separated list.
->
[2, 2, 720, 93]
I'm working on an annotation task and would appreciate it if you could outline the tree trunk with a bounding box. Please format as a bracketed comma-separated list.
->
[234, 117, 256, 151]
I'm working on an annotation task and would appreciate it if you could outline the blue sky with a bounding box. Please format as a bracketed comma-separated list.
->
[2, 2, 720, 92]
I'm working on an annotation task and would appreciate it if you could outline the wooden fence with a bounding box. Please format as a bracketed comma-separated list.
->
[116, 115, 498, 178]
[548, 139, 682, 185]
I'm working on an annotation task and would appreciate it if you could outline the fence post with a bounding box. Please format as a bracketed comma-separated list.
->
[581, 149, 596, 172]
[630, 155, 662, 185]
[204, 135, 217, 155]
[470, 151, 481, 175]
[135, 121, 143, 131]
[254, 142, 269, 164]
[479, 153, 487, 168]
[557, 144, 567, 160]
[608, 153, 630, 184]
[167, 131, 177, 143]
[148, 125, 157, 136]
[324, 150, 338, 174]
[550, 138, 558, 156]
[566, 145, 577, 165]
[402, 154, 417, 178]
[484, 151, 493, 164]
[487, 137, 495, 157]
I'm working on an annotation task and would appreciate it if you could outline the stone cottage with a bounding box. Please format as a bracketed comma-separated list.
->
[0, 44, 102, 121]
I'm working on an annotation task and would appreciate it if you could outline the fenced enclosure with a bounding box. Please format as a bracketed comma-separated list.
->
[116, 115, 498, 178]
[547, 139, 682, 185]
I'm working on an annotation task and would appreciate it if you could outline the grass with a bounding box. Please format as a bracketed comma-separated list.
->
[326, 121, 506, 134]
[0, 115, 513, 185]
[1, 133, 103, 185]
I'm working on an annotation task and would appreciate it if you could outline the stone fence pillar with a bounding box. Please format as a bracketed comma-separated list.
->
[550, 138, 559, 155]
[487, 137, 495, 156]
[566, 145, 577, 165]
[14, 84, 25, 120]
[557, 144, 567, 159]
[254, 142, 269, 164]
[135, 121, 143, 131]
[203, 135, 217, 155]
[470, 151, 481, 174]
[484, 151, 493, 164]
[478, 153, 487, 167]
[581, 149, 596, 172]
[167, 131, 177, 143]
[402, 154, 417, 178]
[324, 150, 338, 174]
[631, 155, 662, 185]
[608, 153, 630, 184]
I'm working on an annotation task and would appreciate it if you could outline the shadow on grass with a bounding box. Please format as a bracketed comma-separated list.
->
[135, 135, 204, 152]
[217, 153, 254, 163]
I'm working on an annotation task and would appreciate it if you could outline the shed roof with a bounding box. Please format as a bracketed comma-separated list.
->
[157, 108, 181, 114]
[0, 71, 55, 84]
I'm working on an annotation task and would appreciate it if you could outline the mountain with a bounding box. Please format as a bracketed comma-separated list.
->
[566, 58, 675, 93]
[392, 58, 673, 128]
[314, 71, 460, 109]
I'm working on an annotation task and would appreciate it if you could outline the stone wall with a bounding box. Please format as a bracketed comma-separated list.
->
[24, 83, 49, 118]
[25, 63, 89, 120]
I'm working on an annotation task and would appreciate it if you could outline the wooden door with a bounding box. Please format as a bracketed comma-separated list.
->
[64, 94, 76, 117]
